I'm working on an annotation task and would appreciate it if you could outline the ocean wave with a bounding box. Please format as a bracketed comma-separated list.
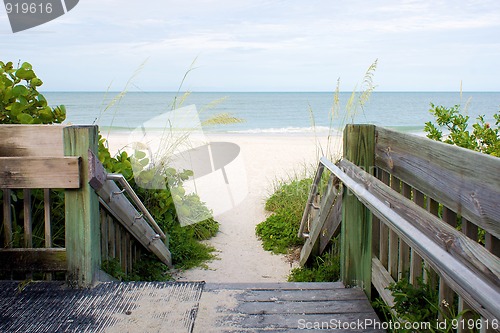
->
[228, 126, 338, 134]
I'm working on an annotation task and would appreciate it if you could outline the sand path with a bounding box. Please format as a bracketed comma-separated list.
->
[174, 134, 338, 283]
[107, 132, 339, 283]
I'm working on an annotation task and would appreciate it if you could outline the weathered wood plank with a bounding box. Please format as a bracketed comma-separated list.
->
[236, 299, 375, 315]
[43, 189, 52, 248]
[236, 288, 368, 302]
[0, 157, 80, 188]
[108, 215, 115, 258]
[379, 170, 390, 269]
[462, 218, 478, 242]
[337, 159, 500, 321]
[319, 194, 342, 254]
[0, 125, 66, 157]
[300, 174, 340, 266]
[64, 125, 101, 288]
[100, 209, 108, 261]
[485, 233, 500, 257]
[224, 313, 384, 331]
[410, 188, 424, 284]
[23, 189, 32, 248]
[339, 159, 500, 282]
[371, 257, 396, 309]
[2, 188, 12, 248]
[89, 151, 171, 267]
[375, 127, 500, 239]
[399, 182, 411, 280]
[94, 175, 172, 267]
[458, 298, 475, 333]
[388, 177, 400, 280]
[410, 248, 423, 285]
[341, 124, 374, 297]
[0, 248, 66, 271]
[298, 163, 324, 238]
[204, 282, 346, 291]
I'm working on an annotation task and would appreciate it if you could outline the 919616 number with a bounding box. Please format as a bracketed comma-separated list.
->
[5, 2, 53, 14]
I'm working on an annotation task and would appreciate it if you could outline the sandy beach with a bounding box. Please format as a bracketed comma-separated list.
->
[106, 132, 343, 283]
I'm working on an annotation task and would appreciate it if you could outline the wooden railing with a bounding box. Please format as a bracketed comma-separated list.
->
[0, 125, 171, 287]
[300, 124, 500, 331]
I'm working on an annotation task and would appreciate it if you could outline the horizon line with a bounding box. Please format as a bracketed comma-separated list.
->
[41, 90, 500, 93]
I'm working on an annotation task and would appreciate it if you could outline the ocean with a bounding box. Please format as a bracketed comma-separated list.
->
[43, 91, 500, 135]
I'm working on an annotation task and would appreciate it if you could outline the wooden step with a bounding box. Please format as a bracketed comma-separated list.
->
[194, 282, 385, 332]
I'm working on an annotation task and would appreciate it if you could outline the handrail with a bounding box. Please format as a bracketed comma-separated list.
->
[106, 174, 166, 240]
[321, 156, 500, 322]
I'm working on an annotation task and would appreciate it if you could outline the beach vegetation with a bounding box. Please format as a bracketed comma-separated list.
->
[425, 103, 500, 157]
[257, 60, 379, 282]
[288, 242, 340, 282]
[255, 178, 312, 254]
[0, 60, 219, 281]
[373, 272, 477, 333]
[0, 61, 66, 124]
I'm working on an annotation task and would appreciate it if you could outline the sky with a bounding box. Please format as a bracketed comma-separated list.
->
[1, 0, 500, 92]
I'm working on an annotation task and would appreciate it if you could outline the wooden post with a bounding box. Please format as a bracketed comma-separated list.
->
[341, 124, 375, 298]
[64, 125, 100, 288]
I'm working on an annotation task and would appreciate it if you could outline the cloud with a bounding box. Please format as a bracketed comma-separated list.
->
[1, 0, 499, 90]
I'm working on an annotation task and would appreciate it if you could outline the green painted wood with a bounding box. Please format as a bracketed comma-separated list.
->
[64, 125, 100, 288]
[341, 124, 375, 298]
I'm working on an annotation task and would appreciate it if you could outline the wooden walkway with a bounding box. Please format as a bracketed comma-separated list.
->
[0, 281, 384, 332]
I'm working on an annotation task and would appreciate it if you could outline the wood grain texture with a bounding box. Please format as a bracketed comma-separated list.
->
[375, 127, 500, 239]
[338, 158, 500, 322]
[202, 282, 384, 332]
[341, 124, 375, 297]
[0, 248, 66, 271]
[2, 188, 12, 248]
[300, 174, 341, 266]
[89, 153, 172, 267]
[0, 125, 66, 157]
[0, 157, 80, 188]
[64, 125, 100, 288]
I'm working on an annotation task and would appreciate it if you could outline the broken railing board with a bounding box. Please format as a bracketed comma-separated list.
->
[0, 157, 80, 188]
[88, 151, 172, 268]
[319, 194, 342, 254]
[299, 174, 341, 266]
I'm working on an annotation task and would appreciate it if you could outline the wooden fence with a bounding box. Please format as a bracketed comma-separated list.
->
[0, 125, 171, 287]
[300, 124, 499, 332]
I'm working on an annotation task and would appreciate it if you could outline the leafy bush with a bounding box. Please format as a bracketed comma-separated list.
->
[1, 60, 219, 280]
[0, 61, 67, 250]
[288, 247, 340, 282]
[256, 178, 311, 254]
[388, 276, 439, 324]
[424, 103, 500, 156]
[0, 61, 66, 124]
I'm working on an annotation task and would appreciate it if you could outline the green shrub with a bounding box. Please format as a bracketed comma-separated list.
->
[425, 103, 500, 156]
[288, 248, 340, 282]
[1, 60, 219, 280]
[256, 178, 312, 254]
[0, 61, 66, 124]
